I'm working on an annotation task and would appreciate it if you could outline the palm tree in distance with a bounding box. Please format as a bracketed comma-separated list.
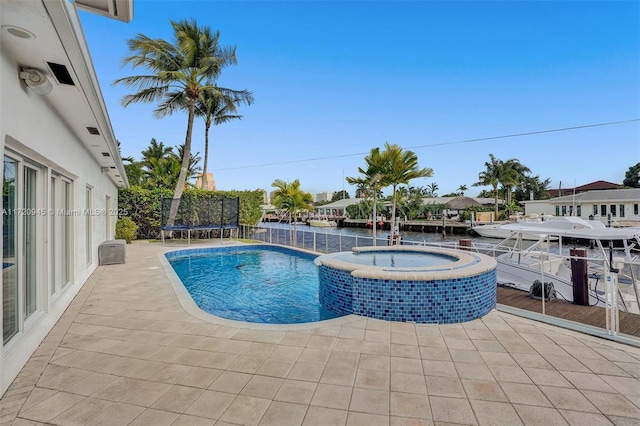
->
[271, 179, 314, 246]
[380, 143, 433, 242]
[457, 184, 468, 196]
[426, 182, 439, 197]
[115, 19, 239, 225]
[474, 154, 502, 219]
[347, 147, 387, 246]
[500, 159, 530, 206]
[140, 138, 173, 168]
[175, 144, 202, 184]
[195, 86, 254, 189]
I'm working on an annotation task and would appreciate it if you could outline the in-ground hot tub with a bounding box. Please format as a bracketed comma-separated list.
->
[314, 246, 497, 324]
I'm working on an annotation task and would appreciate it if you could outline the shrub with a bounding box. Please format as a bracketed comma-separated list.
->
[115, 217, 138, 243]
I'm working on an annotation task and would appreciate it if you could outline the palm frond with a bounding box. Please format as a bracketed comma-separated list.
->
[121, 86, 168, 107]
[154, 91, 188, 118]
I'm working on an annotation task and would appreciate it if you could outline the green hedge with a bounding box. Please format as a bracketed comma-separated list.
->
[118, 186, 264, 239]
[115, 217, 138, 243]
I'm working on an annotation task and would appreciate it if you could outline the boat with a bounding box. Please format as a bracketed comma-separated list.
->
[489, 216, 640, 313]
[309, 218, 337, 228]
[471, 214, 558, 241]
[472, 223, 554, 240]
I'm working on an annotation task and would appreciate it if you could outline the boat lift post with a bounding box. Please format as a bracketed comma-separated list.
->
[605, 239, 621, 335]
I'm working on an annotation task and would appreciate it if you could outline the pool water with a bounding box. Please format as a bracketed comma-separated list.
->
[166, 246, 341, 324]
[330, 250, 455, 268]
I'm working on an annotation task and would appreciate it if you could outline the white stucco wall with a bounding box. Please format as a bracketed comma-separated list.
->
[0, 51, 119, 394]
[522, 200, 556, 217]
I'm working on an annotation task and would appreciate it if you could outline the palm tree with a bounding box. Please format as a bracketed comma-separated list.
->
[271, 179, 314, 245]
[174, 144, 202, 186]
[380, 143, 433, 242]
[426, 182, 439, 197]
[195, 86, 254, 189]
[514, 175, 552, 201]
[143, 157, 181, 190]
[140, 138, 174, 168]
[457, 184, 468, 196]
[346, 147, 387, 246]
[474, 154, 502, 219]
[500, 159, 530, 206]
[115, 19, 237, 225]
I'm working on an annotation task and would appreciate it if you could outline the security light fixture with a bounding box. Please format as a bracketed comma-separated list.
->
[19, 68, 52, 95]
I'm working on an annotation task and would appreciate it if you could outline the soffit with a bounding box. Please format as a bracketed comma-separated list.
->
[0, 0, 128, 187]
[75, 0, 133, 23]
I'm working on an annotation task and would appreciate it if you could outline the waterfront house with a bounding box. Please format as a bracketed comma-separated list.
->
[314, 198, 364, 218]
[523, 188, 640, 225]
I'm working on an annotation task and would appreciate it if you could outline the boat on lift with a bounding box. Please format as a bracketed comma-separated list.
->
[490, 216, 640, 312]
[471, 214, 558, 241]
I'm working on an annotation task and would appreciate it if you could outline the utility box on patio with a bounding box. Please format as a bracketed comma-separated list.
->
[98, 239, 126, 265]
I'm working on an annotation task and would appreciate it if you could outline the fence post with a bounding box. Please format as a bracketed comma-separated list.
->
[313, 232, 317, 252]
[339, 234, 342, 252]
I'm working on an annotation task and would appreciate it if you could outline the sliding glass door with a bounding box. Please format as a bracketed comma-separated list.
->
[23, 166, 37, 318]
[2, 155, 42, 345]
[3, 157, 18, 344]
[50, 174, 72, 295]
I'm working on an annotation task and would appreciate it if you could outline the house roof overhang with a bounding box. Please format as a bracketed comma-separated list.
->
[75, 0, 133, 23]
[0, 0, 131, 188]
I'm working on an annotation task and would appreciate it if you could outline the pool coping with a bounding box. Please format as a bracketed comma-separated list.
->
[158, 241, 363, 330]
[315, 245, 497, 280]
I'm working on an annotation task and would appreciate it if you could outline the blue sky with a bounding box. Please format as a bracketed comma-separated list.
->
[79, 1, 640, 197]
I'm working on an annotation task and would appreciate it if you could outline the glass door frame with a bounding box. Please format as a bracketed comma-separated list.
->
[2, 152, 46, 348]
[49, 172, 73, 300]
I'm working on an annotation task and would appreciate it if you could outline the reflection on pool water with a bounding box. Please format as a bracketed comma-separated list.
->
[165, 245, 340, 324]
[330, 250, 456, 268]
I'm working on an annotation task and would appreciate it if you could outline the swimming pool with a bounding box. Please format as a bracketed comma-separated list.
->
[165, 245, 340, 324]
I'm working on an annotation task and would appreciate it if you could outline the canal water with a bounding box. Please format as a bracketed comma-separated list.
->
[251, 221, 501, 253]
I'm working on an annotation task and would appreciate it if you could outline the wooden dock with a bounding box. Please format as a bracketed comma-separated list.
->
[497, 286, 640, 337]
[343, 219, 472, 234]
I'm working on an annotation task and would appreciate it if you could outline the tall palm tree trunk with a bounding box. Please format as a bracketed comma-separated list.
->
[168, 99, 196, 226]
[493, 186, 499, 220]
[372, 193, 377, 246]
[201, 121, 211, 189]
[390, 185, 398, 244]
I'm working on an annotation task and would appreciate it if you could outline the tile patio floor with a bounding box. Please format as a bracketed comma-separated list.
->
[1, 240, 640, 425]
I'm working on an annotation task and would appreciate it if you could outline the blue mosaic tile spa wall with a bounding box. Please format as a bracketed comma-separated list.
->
[319, 267, 497, 324]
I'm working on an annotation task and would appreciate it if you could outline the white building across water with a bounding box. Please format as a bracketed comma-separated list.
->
[523, 188, 640, 226]
[0, 0, 131, 395]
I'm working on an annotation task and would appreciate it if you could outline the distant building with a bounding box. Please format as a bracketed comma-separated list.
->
[315, 191, 333, 203]
[547, 180, 620, 198]
[259, 189, 269, 204]
[195, 172, 216, 190]
[314, 198, 364, 218]
[523, 188, 640, 225]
